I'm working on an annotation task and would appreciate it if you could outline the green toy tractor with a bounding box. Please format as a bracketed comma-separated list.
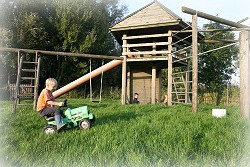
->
[43, 100, 95, 134]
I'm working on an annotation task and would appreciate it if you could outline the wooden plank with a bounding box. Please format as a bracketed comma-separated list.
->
[192, 15, 198, 112]
[122, 51, 170, 55]
[240, 31, 250, 118]
[122, 33, 169, 40]
[123, 42, 169, 48]
[127, 56, 168, 62]
[21, 69, 36, 72]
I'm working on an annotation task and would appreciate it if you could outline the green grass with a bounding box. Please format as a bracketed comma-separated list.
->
[0, 99, 249, 167]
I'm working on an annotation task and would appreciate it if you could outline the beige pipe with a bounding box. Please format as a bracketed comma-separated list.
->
[53, 59, 123, 98]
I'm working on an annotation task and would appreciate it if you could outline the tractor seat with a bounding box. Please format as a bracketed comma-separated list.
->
[44, 115, 55, 121]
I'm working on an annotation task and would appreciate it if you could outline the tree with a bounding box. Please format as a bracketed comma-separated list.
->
[198, 22, 239, 105]
[0, 0, 127, 96]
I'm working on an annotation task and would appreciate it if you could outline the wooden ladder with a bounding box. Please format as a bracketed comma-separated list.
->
[172, 68, 188, 104]
[12, 51, 41, 113]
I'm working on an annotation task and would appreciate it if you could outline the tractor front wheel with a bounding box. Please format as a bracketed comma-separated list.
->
[43, 125, 57, 134]
[79, 119, 91, 130]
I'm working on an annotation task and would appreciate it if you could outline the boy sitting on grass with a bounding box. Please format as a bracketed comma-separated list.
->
[36, 78, 66, 131]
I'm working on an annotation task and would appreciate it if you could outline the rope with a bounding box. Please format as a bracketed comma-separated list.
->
[172, 24, 192, 37]
[198, 42, 239, 56]
[172, 45, 192, 55]
[172, 35, 192, 46]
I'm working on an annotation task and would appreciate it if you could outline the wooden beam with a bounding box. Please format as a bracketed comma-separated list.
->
[192, 15, 198, 113]
[182, 6, 249, 28]
[206, 17, 249, 40]
[0, 47, 122, 60]
[240, 31, 250, 118]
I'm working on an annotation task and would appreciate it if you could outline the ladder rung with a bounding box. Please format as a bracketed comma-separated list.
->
[172, 82, 185, 84]
[17, 104, 33, 106]
[22, 69, 36, 72]
[20, 85, 36, 88]
[18, 94, 34, 97]
[178, 99, 186, 102]
[21, 77, 36, 80]
[172, 92, 192, 94]
[23, 61, 38, 64]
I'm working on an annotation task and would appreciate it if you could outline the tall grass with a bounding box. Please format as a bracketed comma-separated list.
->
[0, 99, 249, 167]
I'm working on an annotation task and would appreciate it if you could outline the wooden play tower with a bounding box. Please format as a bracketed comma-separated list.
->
[110, 1, 201, 105]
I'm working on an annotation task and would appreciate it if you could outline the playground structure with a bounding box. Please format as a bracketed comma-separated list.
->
[0, 1, 249, 117]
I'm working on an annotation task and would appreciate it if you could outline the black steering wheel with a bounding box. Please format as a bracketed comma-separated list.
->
[59, 99, 67, 108]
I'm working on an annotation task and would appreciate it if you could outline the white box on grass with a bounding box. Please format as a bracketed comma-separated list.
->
[212, 109, 227, 118]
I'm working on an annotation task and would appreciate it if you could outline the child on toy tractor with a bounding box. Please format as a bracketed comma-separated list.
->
[36, 78, 66, 131]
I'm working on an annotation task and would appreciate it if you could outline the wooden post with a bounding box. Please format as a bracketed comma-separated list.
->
[12, 51, 24, 113]
[192, 14, 198, 112]
[121, 56, 127, 105]
[151, 66, 156, 104]
[121, 34, 127, 105]
[167, 31, 173, 106]
[158, 70, 162, 103]
[240, 31, 250, 118]
[127, 66, 131, 103]
[33, 53, 41, 110]
[185, 59, 190, 103]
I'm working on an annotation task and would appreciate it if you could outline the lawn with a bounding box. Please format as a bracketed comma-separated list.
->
[0, 99, 249, 167]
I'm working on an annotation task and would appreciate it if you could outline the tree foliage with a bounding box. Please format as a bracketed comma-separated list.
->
[0, 0, 127, 93]
[198, 22, 239, 105]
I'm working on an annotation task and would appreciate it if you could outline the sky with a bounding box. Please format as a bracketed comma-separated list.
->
[119, 0, 250, 28]
[119, 0, 250, 85]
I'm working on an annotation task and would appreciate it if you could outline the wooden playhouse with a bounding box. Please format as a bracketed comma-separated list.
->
[110, 1, 197, 104]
